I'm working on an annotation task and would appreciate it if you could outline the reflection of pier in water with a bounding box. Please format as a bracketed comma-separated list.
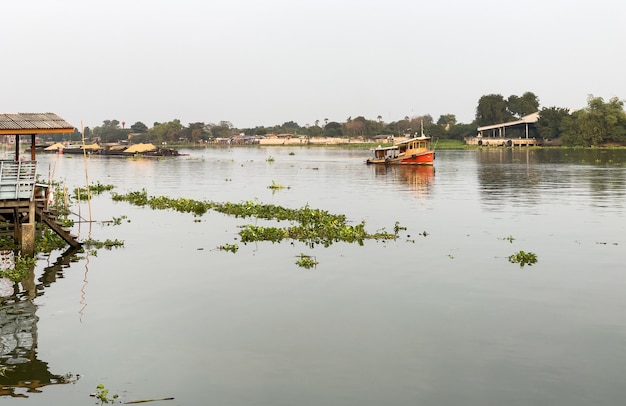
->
[0, 247, 80, 398]
[476, 148, 542, 208]
[372, 165, 434, 197]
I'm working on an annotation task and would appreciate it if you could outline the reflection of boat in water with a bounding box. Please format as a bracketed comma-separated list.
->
[366, 133, 434, 165]
[372, 164, 435, 196]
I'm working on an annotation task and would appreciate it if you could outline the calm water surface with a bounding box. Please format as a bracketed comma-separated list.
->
[2, 147, 626, 406]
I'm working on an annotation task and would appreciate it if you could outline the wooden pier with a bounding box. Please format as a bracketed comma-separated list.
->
[465, 137, 543, 147]
[0, 113, 80, 255]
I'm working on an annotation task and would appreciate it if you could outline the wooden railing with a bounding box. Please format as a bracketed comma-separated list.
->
[0, 160, 37, 200]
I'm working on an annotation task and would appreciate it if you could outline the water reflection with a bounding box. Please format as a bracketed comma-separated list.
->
[371, 165, 434, 197]
[476, 148, 626, 210]
[0, 248, 79, 398]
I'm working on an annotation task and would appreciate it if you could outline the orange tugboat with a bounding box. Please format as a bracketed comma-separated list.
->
[366, 135, 434, 165]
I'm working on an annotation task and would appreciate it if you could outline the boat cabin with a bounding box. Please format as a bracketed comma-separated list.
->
[372, 146, 399, 160]
[397, 136, 430, 154]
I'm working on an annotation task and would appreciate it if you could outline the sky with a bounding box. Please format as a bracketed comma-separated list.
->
[2, 0, 624, 130]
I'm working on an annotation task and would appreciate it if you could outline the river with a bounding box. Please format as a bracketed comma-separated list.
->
[2, 146, 626, 405]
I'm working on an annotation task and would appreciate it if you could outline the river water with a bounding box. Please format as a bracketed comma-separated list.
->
[2, 147, 626, 405]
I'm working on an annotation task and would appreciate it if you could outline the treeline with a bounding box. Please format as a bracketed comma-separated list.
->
[56, 92, 625, 147]
[476, 92, 626, 146]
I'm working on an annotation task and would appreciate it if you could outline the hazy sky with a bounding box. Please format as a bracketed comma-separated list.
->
[2, 0, 624, 130]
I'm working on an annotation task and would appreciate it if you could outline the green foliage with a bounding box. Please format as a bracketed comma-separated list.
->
[83, 238, 125, 250]
[217, 243, 239, 253]
[561, 95, 626, 146]
[537, 106, 570, 140]
[146, 119, 184, 144]
[507, 92, 540, 118]
[267, 180, 289, 190]
[476, 94, 512, 126]
[295, 254, 318, 269]
[109, 215, 129, 226]
[0, 253, 36, 282]
[93, 384, 119, 405]
[36, 228, 70, 253]
[508, 250, 538, 267]
[111, 191, 403, 247]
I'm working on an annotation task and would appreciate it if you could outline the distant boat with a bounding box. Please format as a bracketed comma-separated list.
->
[40, 142, 182, 156]
[366, 122, 434, 165]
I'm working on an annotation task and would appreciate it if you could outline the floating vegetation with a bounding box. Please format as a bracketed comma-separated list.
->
[266, 156, 275, 162]
[295, 253, 318, 269]
[217, 243, 239, 253]
[508, 250, 538, 267]
[83, 238, 125, 250]
[108, 215, 129, 226]
[36, 228, 70, 253]
[73, 181, 115, 200]
[111, 189, 402, 247]
[288, 152, 295, 156]
[500, 235, 515, 243]
[0, 254, 37, 282]
[92, 384, 118, 405]
[267, 180, 289, 190]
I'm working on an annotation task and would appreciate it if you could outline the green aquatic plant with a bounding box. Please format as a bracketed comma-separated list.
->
[217, 243, 239, 253]
[93, 384, 118, 405]
[267, 180, 289, 190]
[501, 235, 515, 243]
[73, 181, 115, 200]
[0, 253, 37, 282]
[83, 238, 125, 250]
[508, 250, 537, 267]
[266, 156, 275, 162]
[295, 253, 318, 269]
[36, 228, 70, 253]
[109, 215, 129, 226]
[111, 190, 403, 247]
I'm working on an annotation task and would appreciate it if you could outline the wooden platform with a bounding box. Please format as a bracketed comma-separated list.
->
[465, 137, 543, 147]
[0, 160, 81, 254]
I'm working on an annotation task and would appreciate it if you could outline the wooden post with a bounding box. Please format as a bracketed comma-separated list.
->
[30, 134, 36, 160]
[14, 135, 20, 161]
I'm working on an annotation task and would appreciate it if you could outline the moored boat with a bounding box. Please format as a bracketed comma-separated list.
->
[366, 135, 434, 165]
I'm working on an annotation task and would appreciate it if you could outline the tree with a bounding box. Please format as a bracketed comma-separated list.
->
[208, 121, 234, 139]
[536, 107, 570, 140]
[437, 114, 457, 127]
[92, 119, 128, 143]
[561, 95, 626, 146]
[508, 92, 540, 118]
[324, 121, 343, 137]
[130, 121, 148, 133]
[448, 123, 478, 140]
[147, 119, 183, 144]
[476, 94, 512, 126]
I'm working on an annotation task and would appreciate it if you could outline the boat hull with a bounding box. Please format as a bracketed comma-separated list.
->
[367, 151, 435, 165]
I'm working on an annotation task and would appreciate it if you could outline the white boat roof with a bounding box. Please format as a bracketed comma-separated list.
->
[397, 135, 430, 144]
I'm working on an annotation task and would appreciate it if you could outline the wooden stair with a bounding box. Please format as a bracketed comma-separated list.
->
[35, 205, 82, 248]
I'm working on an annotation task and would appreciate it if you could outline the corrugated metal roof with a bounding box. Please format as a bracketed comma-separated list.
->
[0, 113, 74, 132]
[477, 112, 540, 131]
